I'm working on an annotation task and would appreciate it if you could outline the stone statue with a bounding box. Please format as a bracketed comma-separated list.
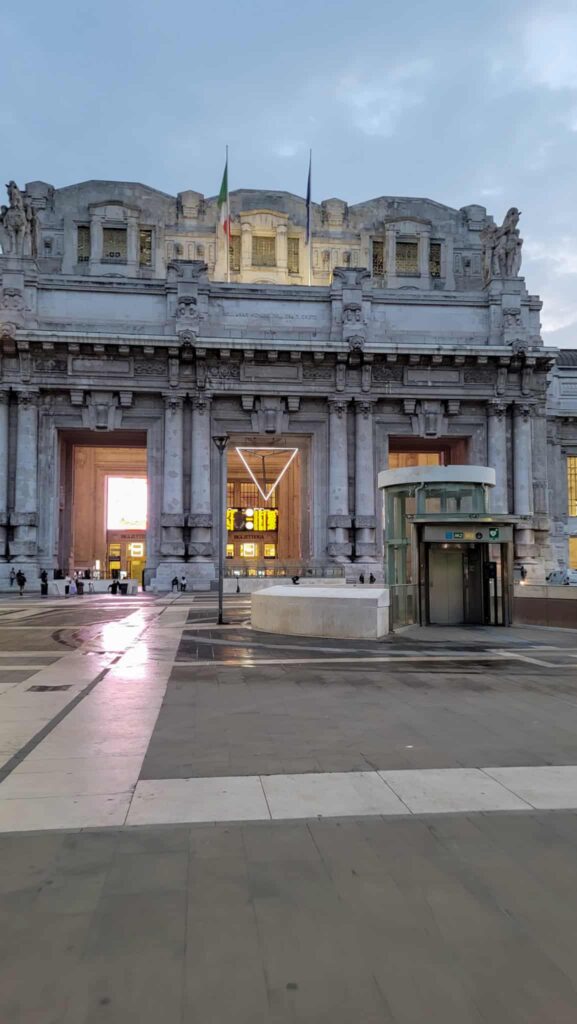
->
[481, 206, 523, 284]
[0, 181, 36, 257]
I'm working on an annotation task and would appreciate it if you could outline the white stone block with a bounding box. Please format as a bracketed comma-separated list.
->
[251, 585, 390, 639]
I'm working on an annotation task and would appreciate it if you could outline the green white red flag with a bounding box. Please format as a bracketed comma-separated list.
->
[218, 157, 231, 240]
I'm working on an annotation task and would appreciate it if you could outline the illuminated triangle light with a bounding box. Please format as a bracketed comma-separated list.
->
[235, 447, 299, 502]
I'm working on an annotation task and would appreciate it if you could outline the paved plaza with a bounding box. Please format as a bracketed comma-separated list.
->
[2, 594, 577, 1020]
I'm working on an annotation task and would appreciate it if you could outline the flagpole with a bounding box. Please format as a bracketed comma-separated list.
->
[307, 149, 312, 287]
[226, 144, 230, 284]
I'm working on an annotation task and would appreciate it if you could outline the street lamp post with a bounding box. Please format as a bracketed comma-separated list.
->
[212, 434, 229, 625]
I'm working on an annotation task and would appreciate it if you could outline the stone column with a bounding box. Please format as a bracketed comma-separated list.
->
[385, 226, 396, 282]
[0, 392, 9, 561]
[241, 222, 252, 271]
[487, 401, 508, 514]
[532, 403, 549, 517]
[513, 402, 535, 568]
[37, 401, 58, 571]
[513, 403, 533, 516]
[276, 223, 288, 274]
[13, 391, 39, 561]
[160, 394, 185, 560]
[354, 399, 377, 562]
[418, 229, 430, 284]
[189, 395, 214, 569]
[327, 399, 351, 562]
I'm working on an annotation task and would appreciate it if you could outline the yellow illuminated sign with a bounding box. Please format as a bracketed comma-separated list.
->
[128, 542, 144, 557]
[227, 508, 279, 532]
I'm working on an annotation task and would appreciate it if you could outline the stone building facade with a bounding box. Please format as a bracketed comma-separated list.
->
[0, 177, 571, 588]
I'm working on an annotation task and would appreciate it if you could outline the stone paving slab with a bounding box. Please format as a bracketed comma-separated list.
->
[140, 656, 577, 778]
[3, 814, 577, 1022]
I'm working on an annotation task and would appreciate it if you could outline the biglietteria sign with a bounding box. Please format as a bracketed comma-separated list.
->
[235, 447, 298, 502]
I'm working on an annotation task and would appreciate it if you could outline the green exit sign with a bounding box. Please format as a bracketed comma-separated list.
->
[453, 531, 464, 540]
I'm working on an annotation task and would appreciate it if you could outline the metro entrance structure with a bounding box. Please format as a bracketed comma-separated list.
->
[379, 465, 515, 627]
[0, 177, 573, 596]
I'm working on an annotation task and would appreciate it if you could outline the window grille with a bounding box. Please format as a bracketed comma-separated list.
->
[227, 482, 235, 507]
[568, 457, 577, 517]
[77, 226, 90, 263]
[287, 237, 300, 274]
[239, 482, 260, 507]
[396, 240, 418, 275]
[321, 250, 330, 271]
[372, 240, 384, 276]
[102, 227, 127, 263]
[229, 235, 241, 272]
[252, 235, 276, 267]
[343, 251, 351, 266]
[429, 241, 442, 278]
[139, 229, 152, 266]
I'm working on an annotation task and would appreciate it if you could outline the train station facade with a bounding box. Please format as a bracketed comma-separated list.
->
[0, 177, 575, 591]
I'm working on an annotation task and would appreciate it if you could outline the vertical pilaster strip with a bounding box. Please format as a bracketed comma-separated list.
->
[513, 403, 533, 516]
[487, 401, 508, 514]
[160, 394, 184, 560]
[13, 390, 39, 561]
[354, 399, 377, 561]
[0, 392, 9, 559]
[15, 391, 38, 515]
[327, 399, 351, 562]
[190, 395, 213, 562]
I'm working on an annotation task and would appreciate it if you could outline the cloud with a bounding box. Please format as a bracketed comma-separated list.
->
[522, 8, 577, 91]
[272, 141, 303, 158]
[336, 60, 431, 137]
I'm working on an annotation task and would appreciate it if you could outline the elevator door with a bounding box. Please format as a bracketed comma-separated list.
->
[428, 547, 464, 624]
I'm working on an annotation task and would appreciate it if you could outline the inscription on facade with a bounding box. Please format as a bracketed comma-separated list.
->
[70, 357, 132, 376]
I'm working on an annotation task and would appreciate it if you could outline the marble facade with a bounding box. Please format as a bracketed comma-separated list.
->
[0, 177, 573, 588]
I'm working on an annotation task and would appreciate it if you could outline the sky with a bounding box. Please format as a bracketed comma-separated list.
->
[1, 0, 577, 346]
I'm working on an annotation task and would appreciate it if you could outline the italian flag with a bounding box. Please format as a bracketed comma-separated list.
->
[218, 158, 231, 239]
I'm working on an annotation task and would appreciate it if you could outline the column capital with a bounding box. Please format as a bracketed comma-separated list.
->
[191, 393, 212, 413]
[16, 390, 39, 407]
[163, 393, 184, 412]
[487, 399, 508, 418]
[354, 398, 376, 418]
[328, 398, 350, 418]
[513, 402, 532, 421]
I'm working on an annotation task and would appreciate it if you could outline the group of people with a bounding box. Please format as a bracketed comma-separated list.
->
[171, 576, 188, 592]
[8, 568, 98, 597]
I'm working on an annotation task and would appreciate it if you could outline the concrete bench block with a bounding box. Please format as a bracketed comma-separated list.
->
[251, 585, 390, 639]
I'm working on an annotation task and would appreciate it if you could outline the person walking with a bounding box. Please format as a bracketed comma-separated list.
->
[64, 574, 71, 598]
[180, 575, 187, 593]
[15, 570, 26, 597]
[9, 568, 16, 588]
[40, 569, 48, 598]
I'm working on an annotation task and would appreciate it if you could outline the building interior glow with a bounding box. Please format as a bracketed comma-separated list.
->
[106, 477, 148, 530]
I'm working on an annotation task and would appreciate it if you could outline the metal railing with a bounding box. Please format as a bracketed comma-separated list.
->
[224, 564, 345, 579]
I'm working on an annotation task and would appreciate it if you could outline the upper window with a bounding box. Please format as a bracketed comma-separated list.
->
[568, 457, 577, 517]
[139, 229, 152, 267]
[429, 241, 442, 278]
[372, 239, 384, 276]
[229, 236, 241, 272]
[252, 235, 276, 267]
[396, 240, 418, 275]
[102, 227, 127, 263]
[77, 226, 90, 263]
[287, 237, 300, 275]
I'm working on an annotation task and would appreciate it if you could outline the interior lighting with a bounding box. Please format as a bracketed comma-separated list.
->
[107, 477, 147, 530]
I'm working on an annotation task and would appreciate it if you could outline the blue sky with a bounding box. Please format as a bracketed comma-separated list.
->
[2, 0, 577, 346]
